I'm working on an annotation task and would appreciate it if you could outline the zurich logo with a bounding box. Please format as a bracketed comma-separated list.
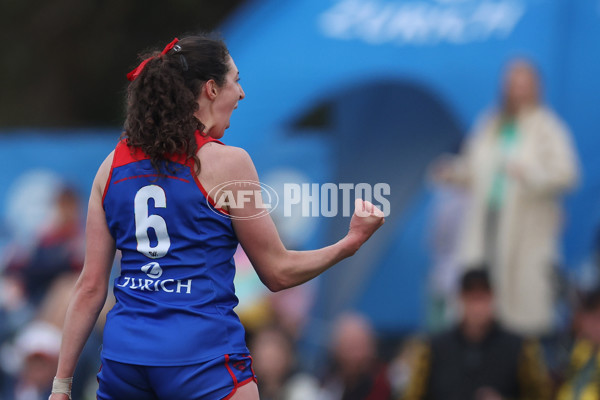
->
[141, 262, 163, 279]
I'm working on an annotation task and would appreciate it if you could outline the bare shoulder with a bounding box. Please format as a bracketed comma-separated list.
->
[198, 143, 256, 181]
[199, 142, 252, 166]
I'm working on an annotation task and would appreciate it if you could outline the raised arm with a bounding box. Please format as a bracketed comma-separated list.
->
[50, 153, 116, 400]
[198, 144, 385, 292]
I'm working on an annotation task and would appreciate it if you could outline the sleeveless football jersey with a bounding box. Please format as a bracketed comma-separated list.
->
[101, 132, 248, 366]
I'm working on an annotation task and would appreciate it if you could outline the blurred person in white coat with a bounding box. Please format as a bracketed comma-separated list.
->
[434, 59, 579, 336]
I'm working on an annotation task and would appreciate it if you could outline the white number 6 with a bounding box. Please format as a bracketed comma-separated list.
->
[134, 185, 171, 259]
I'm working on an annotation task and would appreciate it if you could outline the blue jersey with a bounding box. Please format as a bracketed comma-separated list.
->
[101, 132, 248, 366]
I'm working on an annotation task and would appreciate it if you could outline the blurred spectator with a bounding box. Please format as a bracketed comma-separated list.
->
[320, 313, 391, 400]
[0, 186, 85, 398]
[10, 321, 61, 400]
[1, 273, 106, 400]
[5, 186, 84, 306]
[402, 269, 550, 400]
[251, 325, 320, 400]
[556, 288, 600, 400]
[433, 59, 579, 336]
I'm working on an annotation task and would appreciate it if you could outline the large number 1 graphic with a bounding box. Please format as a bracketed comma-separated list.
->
[134, 185, 171, 259]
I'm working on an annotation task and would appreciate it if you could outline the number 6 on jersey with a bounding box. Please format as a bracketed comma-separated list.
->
[134, 185, 171, 259]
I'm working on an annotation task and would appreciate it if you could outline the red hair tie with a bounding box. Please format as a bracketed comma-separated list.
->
[126, 38, 180, 82]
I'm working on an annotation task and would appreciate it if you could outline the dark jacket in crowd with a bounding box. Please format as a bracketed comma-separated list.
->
[402, 323, 550, 400]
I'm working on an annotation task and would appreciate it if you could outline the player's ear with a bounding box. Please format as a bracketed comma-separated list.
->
[205, 80, 219, 100]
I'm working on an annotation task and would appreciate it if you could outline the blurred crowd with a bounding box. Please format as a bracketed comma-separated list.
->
[0, 187, 107, 400]
[1, 58, 599, 400]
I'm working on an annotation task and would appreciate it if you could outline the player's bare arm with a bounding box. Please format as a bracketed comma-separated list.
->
[51, 153, 116, 399]
[198, 143, 385, 292]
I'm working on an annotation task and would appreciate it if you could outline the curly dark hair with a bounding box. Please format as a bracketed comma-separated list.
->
[124, 35, 230, 173]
